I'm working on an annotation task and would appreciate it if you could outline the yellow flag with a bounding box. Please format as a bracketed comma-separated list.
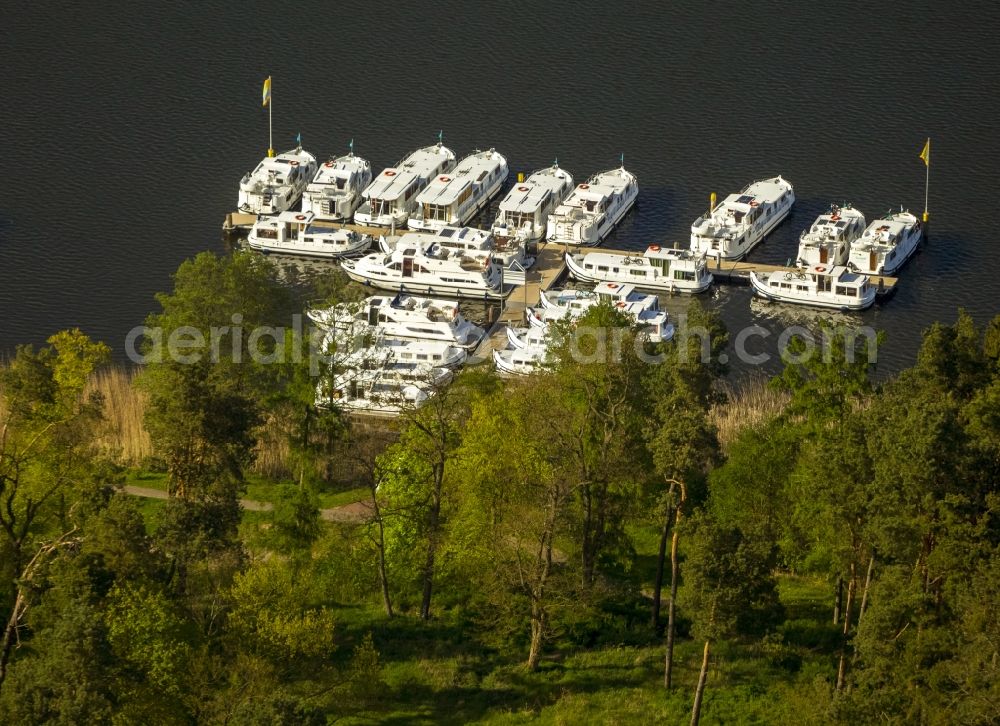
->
[262, 77, 271, 108]
[919, 138, 930, 167]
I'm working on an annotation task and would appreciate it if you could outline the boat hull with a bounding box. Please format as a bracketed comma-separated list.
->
[564, 253, 713, 294]
[750, 273, 875, 311]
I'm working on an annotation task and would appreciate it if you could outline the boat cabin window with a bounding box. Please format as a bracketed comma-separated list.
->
[629, 269, 647, 277]
[674, 270, 695, 281]
[836, 286, 856, 297]
[597, 265, 609, 272]
[256, 227, 278, 240]
[423, 204, 450, 222]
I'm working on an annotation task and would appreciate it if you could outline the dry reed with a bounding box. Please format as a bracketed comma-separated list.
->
[710, 374, 790, 452]
[84, 366, 152, 465]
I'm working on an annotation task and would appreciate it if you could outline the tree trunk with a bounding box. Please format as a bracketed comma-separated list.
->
[419, 466, 444, 621]
[833, 574, 843, 625]
[651, 503, 673, 633]
[690, 639, 711, 726]
[0, 589, 26, 691]
[857, 554, 875, 626]
[371, 493, 393, 618]
[836, 563, 857, 691]
[527, 600, 545, 671]
[664, 482, 686, 690]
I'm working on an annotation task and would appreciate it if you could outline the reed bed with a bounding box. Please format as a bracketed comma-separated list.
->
[84, 366, 152, 465]
[9, 362, 787, 474]
[710, 375, 790, 451]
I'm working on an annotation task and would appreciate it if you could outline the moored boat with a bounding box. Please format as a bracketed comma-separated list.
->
[340, 233, 506, 299]
[546, 165, 638, 246]
[797, 204, 866, 269]
[408, 149, 509, 232]
[750, 265, 876, 311]
[492, 162, 574, 244]
[247, 211, 371, 258]
[307, 293, 485, 350]
[847, 208, 922, 276]
[690, 176, 795, 260]
[565, 244, 713, 293]
[354, 142, 456, 227]
[238, 145, 318, 215]
[301, 146, 372, 221]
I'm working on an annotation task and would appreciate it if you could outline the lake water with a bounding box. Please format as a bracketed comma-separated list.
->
[3, 0, 999, 375]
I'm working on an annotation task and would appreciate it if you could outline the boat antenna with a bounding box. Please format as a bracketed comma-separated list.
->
[553, 158, 558, 168]
[437, 129, 443, 147]
[296, 132, 302, 150]
[620, 152, 625, 168]
[349, 138, 354, 156]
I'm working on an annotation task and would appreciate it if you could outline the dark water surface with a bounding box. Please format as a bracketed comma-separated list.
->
[4, 1, 999, 374]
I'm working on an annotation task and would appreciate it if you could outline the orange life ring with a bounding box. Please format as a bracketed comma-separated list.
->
[648, 244, 661, 252]
[749, 200, 759, 207]
[607, 283, 619, 289]
[290, 160, 300, 167]
[831, 214, 841, 221]
[439, 175, 451, 182]
[384, 170, 397, 177]
[295, 214, 307, 221]
[579, 184, 590, 190]
[814, 265, 826, 273]
[518, 186, 529, 192]
[324, 161, 335, 168]
[616, 301, 627, 308]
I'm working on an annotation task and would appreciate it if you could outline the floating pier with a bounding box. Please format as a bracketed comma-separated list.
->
[223, 212, 898, 305]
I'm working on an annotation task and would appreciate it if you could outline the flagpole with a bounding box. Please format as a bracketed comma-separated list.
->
[923, 141, 929, 223]
[268, 76, 274, 158]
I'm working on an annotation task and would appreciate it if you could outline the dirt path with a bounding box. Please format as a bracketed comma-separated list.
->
[122, 485, 369, 521]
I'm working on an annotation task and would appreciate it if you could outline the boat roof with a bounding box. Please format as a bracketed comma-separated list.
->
[398, 144, 455, 176]
[434, 226, 492, 247]
[363, 145, 455, 200]
[263, 210, 314, 224]
[645, 244, 702, 260]
[416, 150, 507, 206]
[499, 166, 573, 213]
[866, 211, 918, 234]
[594, 281, 637, 297]
[254, 148, 315, 170]
[716, 176, 792, 212]
[564, 167, 635, 203]
[311, 153, 369, 184]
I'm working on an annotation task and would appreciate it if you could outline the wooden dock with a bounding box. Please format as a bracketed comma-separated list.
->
[224, 211, 897, 299]
[224, 211, 394, 239]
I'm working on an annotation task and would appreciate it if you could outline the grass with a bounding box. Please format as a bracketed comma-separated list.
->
[322, 576, 838, 725]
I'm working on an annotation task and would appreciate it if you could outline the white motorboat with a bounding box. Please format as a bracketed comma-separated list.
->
[750, 265, 876, 311]
[247, 211, 372, 258]
[847, 208, 923, 276]
[307, 293, 485, 350]
[492, 162, 574, 244]
[238, 146, 318, 215]
[323, 331, 468, 369]
[690, 176, 795, 260]
[565, 244, 713, 293]
[380, 226, 535, 271]
[492, 343, 552, 376]
[354, 142, 456, 227]
[796, 205, 866, 269]
[341, 233, 506, 299]
[546, 165, 638, 246]
[506, 324, 555, 350]
[408, 149, 509, 232]
[527, 300, 674, 344]
[318, 363, 453, 415]
[540, 281, 658, 313]
[301, 147, 372, 221]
